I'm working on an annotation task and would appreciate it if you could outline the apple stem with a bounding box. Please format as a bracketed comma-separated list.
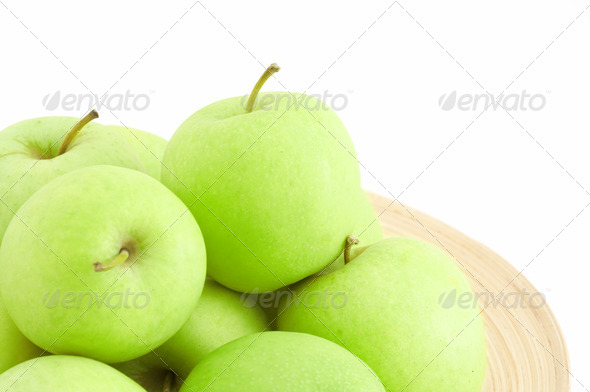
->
[245, 63, 280, 113]
[344, 236, 360, 265]
[93, 249, 129, 272]
[56, 110, 99, 156]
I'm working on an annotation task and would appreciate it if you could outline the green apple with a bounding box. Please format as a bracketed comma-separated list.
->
[0, 165, 206, 363]
[0, 111, 145, 243]
[162, 64, 378, 293]
[179, 331, 385, 391]
[277, 237, 487, 392]
[156, 278, 268, 378]
[0, 299, 43, 374]
[114, 278, 269, 390]
[0, 355, 146, 391]
[110, 126, 167, 180]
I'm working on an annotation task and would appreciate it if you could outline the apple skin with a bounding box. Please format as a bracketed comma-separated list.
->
[0, 165, 206, 363]
[255, 192, 384, 327]
[0, 355, 146, 391]
[110, 126, 167, 180]
[156, 278, 269, 378]
[114, 278, 269, 390]
[277, 237, 487, 392]
[316, 191, 383, 276]
[162, 92, 375, 293]
[179, 331, 385, 392]
[0, 299, 43, 374]
[0, 116, 146, 244]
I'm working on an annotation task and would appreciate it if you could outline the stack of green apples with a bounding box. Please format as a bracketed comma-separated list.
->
[0, 64, 486, 392]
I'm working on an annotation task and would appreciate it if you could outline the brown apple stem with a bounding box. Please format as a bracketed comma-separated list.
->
[93, 249, 129, 272]
[344, 236, 360, 265]
[162, 372, 174, 392]
[57, 110, 99, 156]
[245, 63, 280, 113]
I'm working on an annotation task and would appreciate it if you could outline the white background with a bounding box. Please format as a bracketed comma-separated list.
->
[0, 0, 588, 389]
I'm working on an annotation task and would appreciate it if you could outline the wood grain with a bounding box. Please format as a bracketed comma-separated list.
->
[368, 193, 571, 392]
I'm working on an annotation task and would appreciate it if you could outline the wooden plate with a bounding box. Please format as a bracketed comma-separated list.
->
[368, 193, 570, 392]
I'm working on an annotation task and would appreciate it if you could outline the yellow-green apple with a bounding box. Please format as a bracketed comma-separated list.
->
[0, 299, 42, 374]
[162, 64, 379, 293]
[0, 111, 144, 243]
[180, 331, 385, 391]
[277, 237, 486, 392]
[0, 355, 146, 391]
[0, 165, 206, 363]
